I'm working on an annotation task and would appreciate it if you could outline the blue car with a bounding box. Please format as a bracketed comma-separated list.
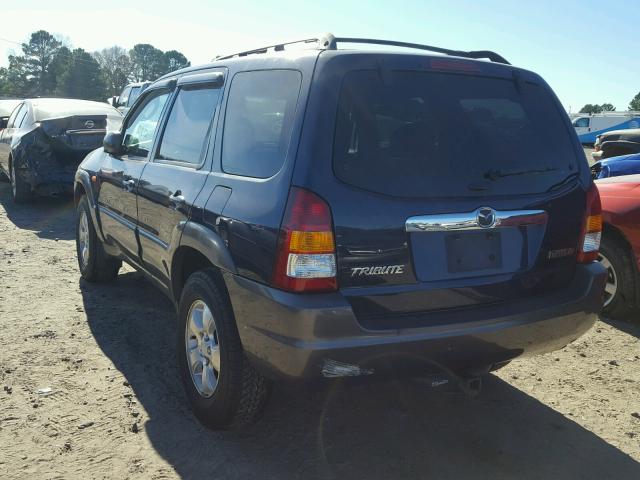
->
[592, 153, 640, 179]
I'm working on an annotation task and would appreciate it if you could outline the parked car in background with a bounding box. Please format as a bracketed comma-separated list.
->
[592, 128, 640, 161]
[74, 34, 606, 430]
[0, 98, 22, 132]
[0, 98, 122, 202]
[592, 153, 640, 179]
[596, 175, 640, 320]
[111, 81, 151, 114]
[572, 112, 640, 145]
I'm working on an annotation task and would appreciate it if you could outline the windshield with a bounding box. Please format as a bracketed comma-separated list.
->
[333, 70, 578, 197]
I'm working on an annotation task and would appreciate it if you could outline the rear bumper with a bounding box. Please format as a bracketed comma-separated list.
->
[225, 263, 606, 380]
[17, 167, 75, 196]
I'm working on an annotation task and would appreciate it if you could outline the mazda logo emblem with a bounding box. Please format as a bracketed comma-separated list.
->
[84, 120, 95, 129]
[477, 207, 497, 228]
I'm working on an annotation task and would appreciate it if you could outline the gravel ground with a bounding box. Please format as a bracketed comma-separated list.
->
[0, 180, 639, 480]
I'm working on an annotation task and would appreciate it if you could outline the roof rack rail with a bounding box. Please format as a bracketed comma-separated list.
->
[216, 33, 510, 65]
[216, 37, 326, 60]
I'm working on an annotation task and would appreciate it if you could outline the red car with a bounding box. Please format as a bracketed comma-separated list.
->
[596, 175, 640, 319]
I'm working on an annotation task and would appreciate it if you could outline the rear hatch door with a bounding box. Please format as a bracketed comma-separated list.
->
[309, 58, 586, 322]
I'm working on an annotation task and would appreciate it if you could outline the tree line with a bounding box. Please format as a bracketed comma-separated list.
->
[0, 30, 191, 101]
[580, 93, 640, 114]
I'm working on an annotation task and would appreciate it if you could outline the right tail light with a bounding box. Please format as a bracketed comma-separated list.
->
[577, 183, 602, 263]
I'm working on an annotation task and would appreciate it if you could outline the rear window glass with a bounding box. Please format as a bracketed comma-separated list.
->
[333, 70, 578, 197]
[222, 70, 302, 178]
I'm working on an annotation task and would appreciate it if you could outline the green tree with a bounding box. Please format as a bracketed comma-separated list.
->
[130, 44, 166, 81]
[630, 91, 640, 111]
[580, 104, 603, 114]
[3, 54, 30, 96]
[56, 48, 107, 101]
[20, 30, 62, 95]
[93, 46, 133, 96]
[49, 46, 72, 89]
[0, 67, 6, 95]
[164, 50, 190, 73]
[600, 103, 616, 112]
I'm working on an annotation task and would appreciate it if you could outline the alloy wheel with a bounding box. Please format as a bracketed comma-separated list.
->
[598, 252, 618, 307]
[185, 300, 221, 398]
[78, 210, 90, 268]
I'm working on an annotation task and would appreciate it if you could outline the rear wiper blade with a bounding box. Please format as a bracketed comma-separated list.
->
[546, 171, 579, 192]
[483, 167, 558, 181]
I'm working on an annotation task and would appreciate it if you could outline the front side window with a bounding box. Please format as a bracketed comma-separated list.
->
[157, 85, 221, 165]
[222, 70, 302, 178]
[122, 90, 170, 158]
[572, 117, 590, 128]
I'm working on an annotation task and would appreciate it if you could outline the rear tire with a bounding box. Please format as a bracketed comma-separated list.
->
[599, 235, 637, 321]
[177, 269, 272, 430]
[9, 161, 32, 203]
[76, 195, 121, 282]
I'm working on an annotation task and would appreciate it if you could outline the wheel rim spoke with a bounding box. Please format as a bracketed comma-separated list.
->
[210, 346, 221, 373]
[188, 343, 201, 368]
[189, 308, 204, 336]
[201, 362, 216, 395]
[78, 211, 90, 266]
[202, 305, 214, 335]
[597, 252, 617, 307]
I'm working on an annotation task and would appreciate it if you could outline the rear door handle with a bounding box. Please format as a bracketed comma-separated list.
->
[123, 179, 135, 192]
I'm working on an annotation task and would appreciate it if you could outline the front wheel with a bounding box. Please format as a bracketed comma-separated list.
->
[76, 195, 121, 282]
[177, 269, 271, 430]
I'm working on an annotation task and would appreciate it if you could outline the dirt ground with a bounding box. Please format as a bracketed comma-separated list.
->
[0, 179, 639, 480]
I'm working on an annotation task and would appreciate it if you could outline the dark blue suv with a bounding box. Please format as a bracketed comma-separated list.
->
[73, 34, 607, 429]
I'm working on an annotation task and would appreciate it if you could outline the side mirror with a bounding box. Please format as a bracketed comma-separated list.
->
[103, 131, 123, 155]
[111, 96, 119, 107]
[0, 117, 8, 129]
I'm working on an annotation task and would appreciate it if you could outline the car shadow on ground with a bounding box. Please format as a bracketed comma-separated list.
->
[80, 272, 640, 480]
[601, 316, 640, 338]
[0, 182, 75, 240]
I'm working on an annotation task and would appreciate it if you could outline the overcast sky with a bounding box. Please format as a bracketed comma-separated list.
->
[1, 0, 638, 112]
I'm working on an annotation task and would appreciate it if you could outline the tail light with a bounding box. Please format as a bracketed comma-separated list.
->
[272, 187, 337, 292]
[577, 183, 602, 263]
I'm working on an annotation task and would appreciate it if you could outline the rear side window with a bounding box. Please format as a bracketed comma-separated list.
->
[157, 86, 221, 164]
[222, 70, 302, 178]
[333, 70, 578, 197]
